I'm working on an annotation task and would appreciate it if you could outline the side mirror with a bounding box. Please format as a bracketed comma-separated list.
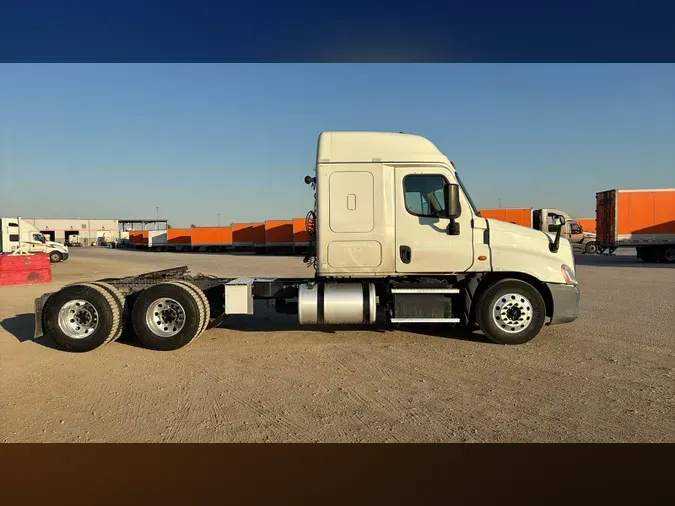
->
[443, 183, 461, 219]
[549, 214, 566, 253]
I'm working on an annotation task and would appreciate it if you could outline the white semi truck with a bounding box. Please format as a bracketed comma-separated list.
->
[1, 218, 70, 263]
[33, 132, 579, 352]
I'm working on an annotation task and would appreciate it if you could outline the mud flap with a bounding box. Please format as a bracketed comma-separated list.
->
[33, 292, 54, 338]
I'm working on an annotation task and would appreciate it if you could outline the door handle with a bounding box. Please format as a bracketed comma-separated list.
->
[400, 245, 411, 264]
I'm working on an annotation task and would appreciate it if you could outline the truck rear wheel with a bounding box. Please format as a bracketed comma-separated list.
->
[131, 282, 206, 351]
[475, 279, 546, 345]
[49, 251, 63, 263]
[584, 241, 598, 254]
[171, 280, 211, 335]
[89, 282, 129, 342]
[663, 246, 675, 263]
[43, 283, 121, 352]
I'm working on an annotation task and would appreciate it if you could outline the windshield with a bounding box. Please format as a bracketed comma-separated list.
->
[456, 172, 479, 216]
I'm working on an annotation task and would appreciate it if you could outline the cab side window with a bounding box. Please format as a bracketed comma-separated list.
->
[570, 223, 582, 234]
[403, 175, 447, 217]
[8, 223, 19, 242]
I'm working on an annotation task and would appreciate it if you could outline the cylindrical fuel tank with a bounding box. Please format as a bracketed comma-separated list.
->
[298, 283, 377, 325]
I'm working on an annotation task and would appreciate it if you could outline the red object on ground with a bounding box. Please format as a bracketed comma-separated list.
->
[0, 253, 52, 286]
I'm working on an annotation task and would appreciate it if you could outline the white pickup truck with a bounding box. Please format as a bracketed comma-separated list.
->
[0, 218, 70, 263]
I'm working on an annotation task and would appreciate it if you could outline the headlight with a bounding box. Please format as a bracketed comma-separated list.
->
[561, 264, 577, 285]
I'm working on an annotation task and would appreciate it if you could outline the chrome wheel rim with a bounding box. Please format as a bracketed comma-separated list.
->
[58, 299, 99, 339]
[145, 298, 185, 337]
[492, 293, 533, 334]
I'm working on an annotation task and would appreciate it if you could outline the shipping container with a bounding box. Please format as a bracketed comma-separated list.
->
[596, 188, 675, 262]
[191, 227, 232, 252]
[576, 218, 596, 234]
[478, 208, 533, 228]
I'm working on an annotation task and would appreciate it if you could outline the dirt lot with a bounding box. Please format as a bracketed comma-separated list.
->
[1, 247, 673, 442]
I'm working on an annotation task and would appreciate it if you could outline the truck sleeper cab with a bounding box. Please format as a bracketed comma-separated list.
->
[0, 218, 70, 263]
[33, 132, 580, 353]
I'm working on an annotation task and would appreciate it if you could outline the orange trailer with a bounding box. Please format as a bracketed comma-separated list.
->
[129, 231, 148, 248]
[478, 208, 533, 228]
[596, 188, 675, 262]
[167, 228, 192, 251]
[191, 227, 232, 252]
[252, 223, 266, 250]
[576, 218, 596, 234]
[232, 223, 255, 248]
[293, 217, 310, 255]
[263, 220, 293, 254]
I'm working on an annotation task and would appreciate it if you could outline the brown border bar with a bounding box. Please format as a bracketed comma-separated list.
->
[0, 443, 673, 504]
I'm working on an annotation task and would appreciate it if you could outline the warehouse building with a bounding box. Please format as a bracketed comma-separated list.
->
[21, 217, 120, 246]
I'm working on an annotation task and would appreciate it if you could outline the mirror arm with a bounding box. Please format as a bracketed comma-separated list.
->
[549, 224, 563, 252]
[446, 218, 460, 236]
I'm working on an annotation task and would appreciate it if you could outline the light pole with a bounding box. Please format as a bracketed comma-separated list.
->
[217, 213, 221, 227]
[156, 207, 159, 230]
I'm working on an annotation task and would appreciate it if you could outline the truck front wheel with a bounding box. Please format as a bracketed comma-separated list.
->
[475, 279, 547, 345]
[49, 251, 63, 263]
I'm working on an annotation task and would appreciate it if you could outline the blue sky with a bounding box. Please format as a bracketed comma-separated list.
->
[1, 64, 673, 227]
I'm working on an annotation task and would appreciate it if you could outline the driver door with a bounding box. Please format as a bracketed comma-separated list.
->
[30, 233, 45, 253]
[394, 166, 474, 273]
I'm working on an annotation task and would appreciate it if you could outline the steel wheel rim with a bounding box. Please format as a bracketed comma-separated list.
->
[492, 293, 534, 334]
[58, 299, 99, 339]
[145, 297, 186, 337]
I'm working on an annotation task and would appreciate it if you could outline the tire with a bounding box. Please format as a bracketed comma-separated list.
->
[43, 283, 121, 352]
[90, 282, 129, 342]
[474, 279, 547, 345]
[49, 251, 63, 263]
[636, 247, 644, 260]
[584, 241, 598, 255]
[171, 280, 211, 336]
[662, 246, 675, 264]
[131, 282, 205, 351]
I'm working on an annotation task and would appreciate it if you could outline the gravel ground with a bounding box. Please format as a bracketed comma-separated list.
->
[1, 247, 673, 442]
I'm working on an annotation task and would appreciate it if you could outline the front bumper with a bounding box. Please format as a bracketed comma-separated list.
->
[546, 282, 580, 325]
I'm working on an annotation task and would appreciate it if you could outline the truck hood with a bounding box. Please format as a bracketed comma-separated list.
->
[47, 241, 68, 251]
[486, 218, 575, 284]
[487, 218, 550, 241]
